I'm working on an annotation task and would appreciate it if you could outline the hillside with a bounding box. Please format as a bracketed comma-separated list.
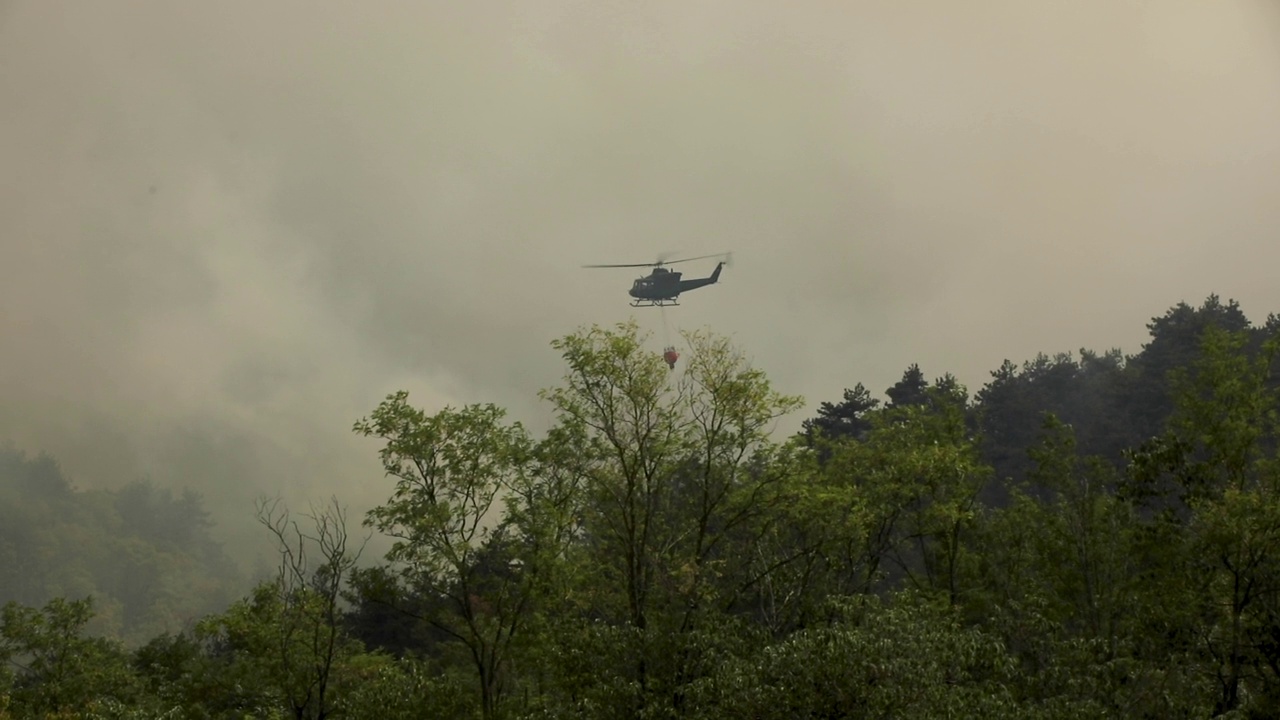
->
[3, 294, 1280, 719]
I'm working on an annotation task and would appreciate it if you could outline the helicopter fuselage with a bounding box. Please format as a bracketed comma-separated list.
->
[582, 253, 729, 307]
[628, 262, 723, 305]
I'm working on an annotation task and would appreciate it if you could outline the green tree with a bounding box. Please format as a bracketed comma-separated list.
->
[1124, 323, 1280, 715]
[819, 380, 988, 604]
[961, 416, 1205, 716]
[801, 383, 878, 447]
[187, 497, 367, 720]
[0, 596, 140, 717]
[353, 395, 537, 719]
[536, 320, 803, 717]
[690, 592, 1029, 720]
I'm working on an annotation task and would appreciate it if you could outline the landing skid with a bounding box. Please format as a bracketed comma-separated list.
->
[631, 298, 680, 308]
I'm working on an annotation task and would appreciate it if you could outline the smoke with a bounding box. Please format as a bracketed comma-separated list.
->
[2, 0, 1278, 571]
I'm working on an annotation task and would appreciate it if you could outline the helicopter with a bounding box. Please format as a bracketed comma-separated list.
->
[583, 252, 731, 307]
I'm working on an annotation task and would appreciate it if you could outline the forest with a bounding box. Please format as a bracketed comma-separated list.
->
[4, 293, 1280, 719]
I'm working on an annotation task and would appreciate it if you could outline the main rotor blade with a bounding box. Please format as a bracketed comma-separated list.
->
[661, 252, 729, 265]
[582, 252, 730, 269]
[582, 262, 659, 268]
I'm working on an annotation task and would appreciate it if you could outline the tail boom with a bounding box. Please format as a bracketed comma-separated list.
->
[676, 262, 724, 293]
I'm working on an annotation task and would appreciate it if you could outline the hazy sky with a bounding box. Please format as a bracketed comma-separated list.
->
[3, 0, 1279, 564]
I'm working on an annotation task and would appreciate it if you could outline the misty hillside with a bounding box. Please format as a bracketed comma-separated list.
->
[6, 294, 1280, 718]
[0, 450, 246, 646]
[2, 295, 1252, 644]
[807, 294, 1280, 487]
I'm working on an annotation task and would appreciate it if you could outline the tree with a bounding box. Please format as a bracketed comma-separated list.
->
[1126, 324, 1280, 714]
[857, 382, 988, 604]
[692, 592, 1029, 720]
[353, 395, 537, 720]
[0, 596, 140, 717]
[189, 497, 368, 720]
[800, 383, 879, 446]
[537, 320, 803, 716]
[885, 363, 930, 409]
[262, 497, 368, 720]
[1120, 294, 1253, 443]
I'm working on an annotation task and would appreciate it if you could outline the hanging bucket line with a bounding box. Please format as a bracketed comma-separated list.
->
[660, 304, 678, 369]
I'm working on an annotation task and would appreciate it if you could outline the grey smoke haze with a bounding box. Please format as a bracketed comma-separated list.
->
[3, 1, 1279, 568]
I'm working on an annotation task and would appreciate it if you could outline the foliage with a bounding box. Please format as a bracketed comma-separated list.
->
[9, 294, 1280, 717]
[0, 455, 243, 646]
[688, 592, 1030, 720]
